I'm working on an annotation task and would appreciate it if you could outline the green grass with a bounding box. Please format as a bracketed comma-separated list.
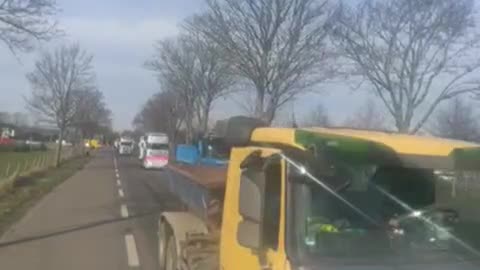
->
[0, 151, 54, 180]
[0, 156, 90, 236]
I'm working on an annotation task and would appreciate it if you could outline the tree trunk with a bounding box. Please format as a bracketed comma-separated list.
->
[254, 90, 265, 120]
[262, 103, 276, 125]
[168, 141, 176, 161]
[183, 106, 194, 144]
[55, 128, 64, 167]
[185, 116, 193, 144]
[201, 105, 210, 136]
[395, 118, 410, 134]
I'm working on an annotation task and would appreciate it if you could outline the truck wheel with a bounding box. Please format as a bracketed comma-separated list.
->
[165, 234, 178, 270]
[158, 221, 167, 269]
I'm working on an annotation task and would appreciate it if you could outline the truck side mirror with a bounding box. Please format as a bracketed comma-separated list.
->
[237, 169, 265, 251]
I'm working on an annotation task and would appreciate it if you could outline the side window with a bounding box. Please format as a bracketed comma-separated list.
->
[262, 159, 282, 249]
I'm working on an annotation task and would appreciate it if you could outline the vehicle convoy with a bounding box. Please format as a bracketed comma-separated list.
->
[142, 132, 169, 169]
[160, 116, 480, 270]
[118, 137, 134, 155]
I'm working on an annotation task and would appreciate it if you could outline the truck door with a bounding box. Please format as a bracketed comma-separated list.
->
[220, 147, 287, 270]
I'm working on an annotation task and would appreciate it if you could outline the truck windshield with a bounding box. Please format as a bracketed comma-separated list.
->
[289, 157, 480, 266]
[147, 143, 168, 150]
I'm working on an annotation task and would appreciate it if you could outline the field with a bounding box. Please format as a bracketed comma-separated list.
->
[0, 146, 83, 185]
[0, 151, 54, 180]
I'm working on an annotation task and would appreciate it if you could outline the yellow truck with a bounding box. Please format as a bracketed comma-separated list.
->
[161, 116, 480, 270]
[84, 139, 101, 149]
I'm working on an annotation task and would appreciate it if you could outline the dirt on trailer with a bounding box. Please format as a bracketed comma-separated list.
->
[167, 162, 227, 230]
[167, 163, 227, 190]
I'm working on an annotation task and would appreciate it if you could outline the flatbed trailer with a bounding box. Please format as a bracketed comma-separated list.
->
[166, 163, 227, 229]
[162, 162, 227, 270]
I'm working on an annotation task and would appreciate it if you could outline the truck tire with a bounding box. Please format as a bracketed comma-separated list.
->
[158, 221, 167, 270]
[165, 233, 178, 270]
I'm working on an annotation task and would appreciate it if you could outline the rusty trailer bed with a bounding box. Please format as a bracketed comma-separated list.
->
[167, 163, 227, 190]
[165, 163, 227, 228]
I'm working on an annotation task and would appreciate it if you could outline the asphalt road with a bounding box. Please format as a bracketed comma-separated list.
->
[0, 149, 178, 270]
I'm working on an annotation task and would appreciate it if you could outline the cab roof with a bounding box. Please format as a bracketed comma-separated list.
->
[250, 127, 479, 157]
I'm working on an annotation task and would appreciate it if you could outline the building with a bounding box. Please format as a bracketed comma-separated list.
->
[0, 123, 16, 138]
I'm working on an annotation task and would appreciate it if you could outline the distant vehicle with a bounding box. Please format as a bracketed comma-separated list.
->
[118, 138, 134, 155]
[84, 139, 100, 149]
[25, 140, 42, 146]
[56, 140, 73, 146]
[142, 132, 169, 169]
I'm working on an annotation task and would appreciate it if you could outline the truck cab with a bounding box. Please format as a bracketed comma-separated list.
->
[159, 117, 480, 270]
[142, 132, 169, 169]
[118, 138, 134, 155]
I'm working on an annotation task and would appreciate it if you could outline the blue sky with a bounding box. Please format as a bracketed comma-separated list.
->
[0, 0, 371, 130]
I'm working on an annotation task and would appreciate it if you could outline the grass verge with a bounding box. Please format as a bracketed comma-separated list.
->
[0, 151, 53, 179]
[0, 156, 90, 236]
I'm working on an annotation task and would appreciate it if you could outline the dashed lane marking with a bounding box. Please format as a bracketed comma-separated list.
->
[119, 189, 125, 198]
[125, 234, 140, 267]
[121, 204, 129, 218]
[117, 179, 122, 186]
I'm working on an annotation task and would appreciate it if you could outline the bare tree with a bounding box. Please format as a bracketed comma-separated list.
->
[188, 0, 335, 124]
[146, 38, 197, 143]
[332, 0, 480, 133]
[343, 99, 386, 130]
[0, 0, 59, 53]
[146, 31, 234, 140]
[25, 43, 96, 166]
[301, 103, 330, 127]
[133, 91, 185, 157]
[430, 98, 479, 142]
[73, 88, 112, 140]
[186, 31, 235, 135]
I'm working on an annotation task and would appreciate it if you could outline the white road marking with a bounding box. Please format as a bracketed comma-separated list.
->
[124, 234, 140, 267]
[117, 179, 121, 186]
[116, 173, 120, 178]
[121, 204, 129, 218]
[118, 189, 125, 198]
